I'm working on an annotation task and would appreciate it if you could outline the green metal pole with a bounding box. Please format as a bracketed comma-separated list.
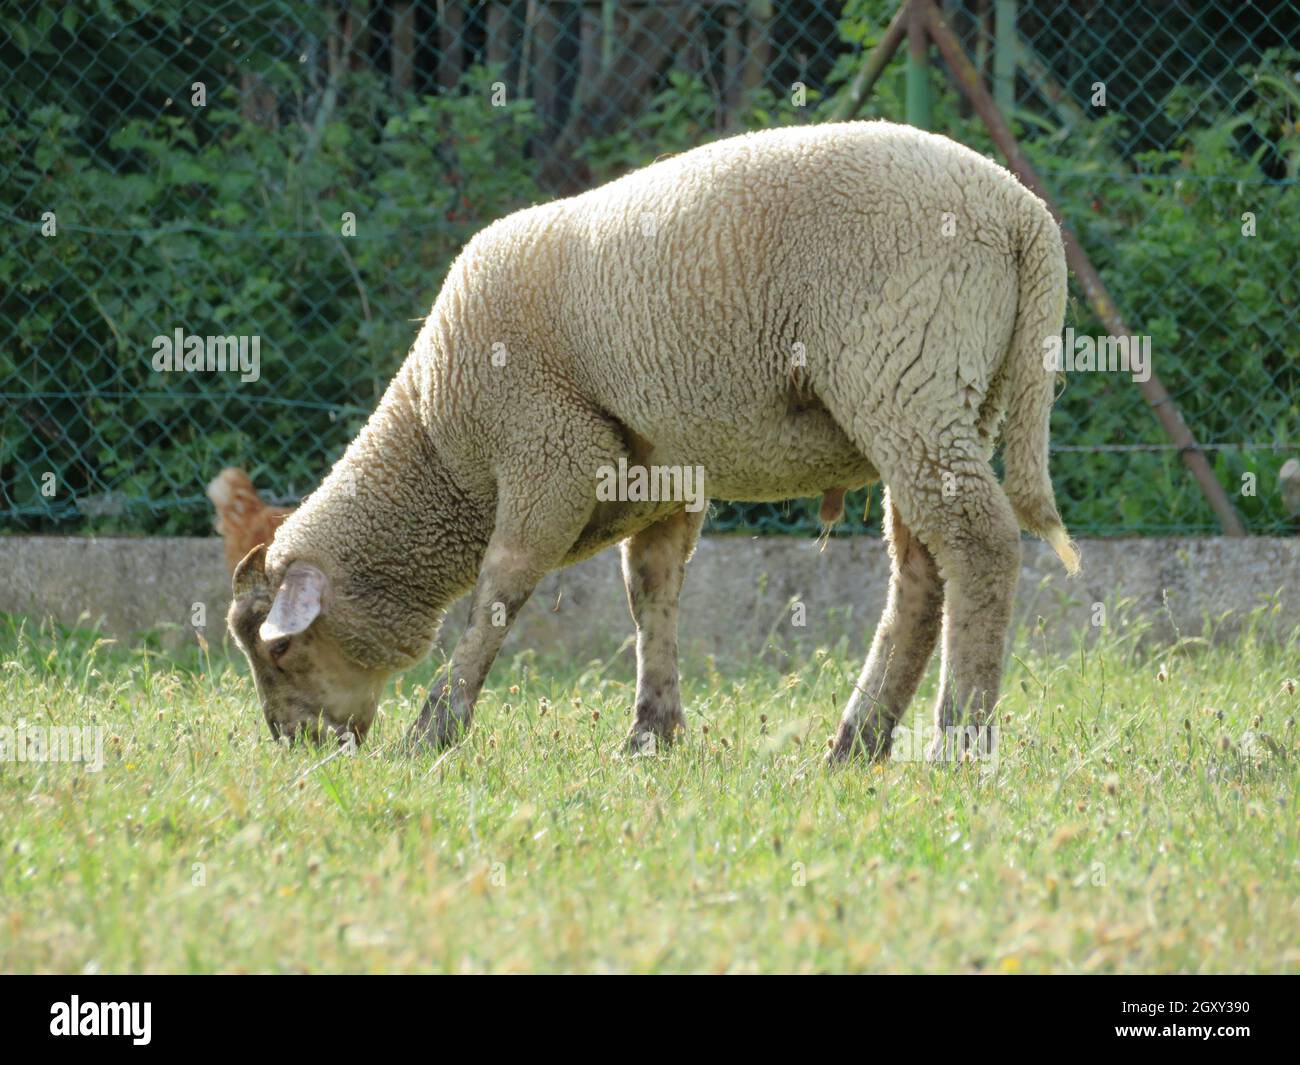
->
[905, 1, 930, 129]
[601, 0, 615, 73]
[994, 0, 1017, 118]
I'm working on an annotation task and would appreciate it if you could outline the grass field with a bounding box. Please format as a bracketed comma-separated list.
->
[1, 603, 1296, 974]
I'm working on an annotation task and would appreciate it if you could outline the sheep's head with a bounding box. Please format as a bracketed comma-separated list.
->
[227, 544, 387, 745]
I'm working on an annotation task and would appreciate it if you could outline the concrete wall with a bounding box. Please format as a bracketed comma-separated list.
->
[2, 535, 1296, 666]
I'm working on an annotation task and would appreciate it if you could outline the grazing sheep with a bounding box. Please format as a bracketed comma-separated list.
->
[227, 120, 1078, 761]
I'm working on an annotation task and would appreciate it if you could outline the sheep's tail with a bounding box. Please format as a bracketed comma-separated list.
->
[1000, 203, 1080, 576]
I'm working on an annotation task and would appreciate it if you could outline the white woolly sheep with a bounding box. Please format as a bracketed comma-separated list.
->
[228, 119, 1078, 762]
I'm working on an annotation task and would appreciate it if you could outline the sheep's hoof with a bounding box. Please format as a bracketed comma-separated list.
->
[621, 731, 660, 756]
[407, 685, 470, 751]
[621, 708, 685, 756]
[826, 721, 892, 766]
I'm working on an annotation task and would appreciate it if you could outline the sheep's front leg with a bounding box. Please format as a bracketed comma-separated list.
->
[410, 539, 549, 748]
[622, 507, 704, 753]
[408, 410, 617, 751]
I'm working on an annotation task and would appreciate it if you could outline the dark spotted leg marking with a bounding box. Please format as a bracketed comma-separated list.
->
[621, 507, 705, 753]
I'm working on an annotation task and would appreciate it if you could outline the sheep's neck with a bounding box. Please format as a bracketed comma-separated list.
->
[275, 368, 489, 669]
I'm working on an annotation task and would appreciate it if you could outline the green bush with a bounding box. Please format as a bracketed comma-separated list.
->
[3, 59, 539, 532]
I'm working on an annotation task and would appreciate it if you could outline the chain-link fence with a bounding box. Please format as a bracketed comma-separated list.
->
[2, 0, 1296, 538]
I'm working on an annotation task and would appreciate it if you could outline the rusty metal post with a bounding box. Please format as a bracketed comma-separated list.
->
[906, 0, 931, 129]
[831, 0, 910, 123]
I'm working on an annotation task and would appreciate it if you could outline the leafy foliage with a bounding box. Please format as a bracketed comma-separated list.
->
[2, 1, 1295, 535]
[3, 36, 539, 530]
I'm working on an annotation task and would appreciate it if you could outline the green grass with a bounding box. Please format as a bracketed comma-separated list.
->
[0, 603, 1297, 974]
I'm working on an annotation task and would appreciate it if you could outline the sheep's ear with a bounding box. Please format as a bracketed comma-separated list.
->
[260, 561, 327, 640]
[232, 543, 269, 597]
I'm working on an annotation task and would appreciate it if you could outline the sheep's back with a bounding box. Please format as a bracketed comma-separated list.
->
[556, 124, 1028, 434]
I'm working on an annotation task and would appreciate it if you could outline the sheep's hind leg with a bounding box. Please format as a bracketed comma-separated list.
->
[828, 489, 943, 762]
[923, 464, 1021, 764]
[622, 507, 705, 753]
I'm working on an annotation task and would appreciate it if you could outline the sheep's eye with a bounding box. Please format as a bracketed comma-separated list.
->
[267, 637, 291, 661]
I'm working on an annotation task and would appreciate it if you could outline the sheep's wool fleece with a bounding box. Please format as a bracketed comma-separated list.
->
[271, 120, 1072, 669]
